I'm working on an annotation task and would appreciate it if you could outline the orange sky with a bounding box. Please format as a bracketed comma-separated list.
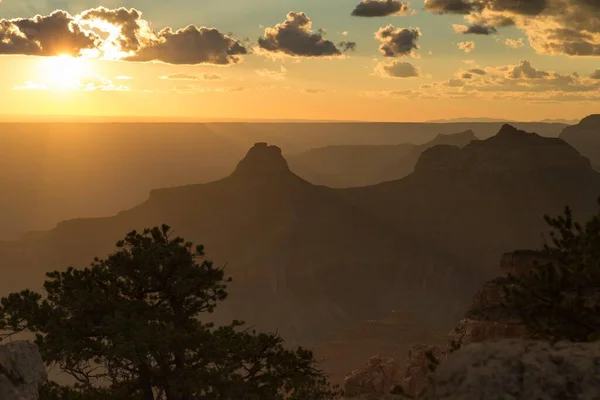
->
[0, 1, 598, 122]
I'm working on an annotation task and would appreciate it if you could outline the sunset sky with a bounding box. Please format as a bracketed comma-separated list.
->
[0, 0, 599, 121]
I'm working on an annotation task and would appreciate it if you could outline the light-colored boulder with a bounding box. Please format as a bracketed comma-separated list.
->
[428, 338, 600, 400]
[0, 341, 47, 400]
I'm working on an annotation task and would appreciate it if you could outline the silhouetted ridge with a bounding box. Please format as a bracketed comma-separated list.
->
[576, 114, 600, 129]
[414, 124, 592, 173]
[230, 142, 291, 179]
[430, 129, 477, 145]
[560, 115, 600, 170]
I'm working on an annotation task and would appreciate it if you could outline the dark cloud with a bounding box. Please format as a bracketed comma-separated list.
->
[461, 72, 473, 78]
[591, 69, 600, 79]
[351, 0, 410, 17]
[486, 0, 548, 16]
[376, 60, 420, 77]
[375, 25, 421, 57]
[468, 68, 487, 75]
[425, 0, 600, 56]
[0, 10, 99, 56]
[258, 12, 353, 57]
[126, 25, 247, 65]
[339, 41, 357, 52]
[424, 0, 482, 14]
[453, 24, 498, 34]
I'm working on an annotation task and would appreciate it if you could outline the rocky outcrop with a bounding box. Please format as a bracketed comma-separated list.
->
[316, 310, 447, 387]
[427, 338, 600, 400]
[0, 341, 46, 400]
[560, 114, 600, 170]
[415, 124, 592, 174]
[344, 356, 403, 398]
[230, 142, 291, 179]
[396, 345, 444, 398]
[344, 250, 545, 399]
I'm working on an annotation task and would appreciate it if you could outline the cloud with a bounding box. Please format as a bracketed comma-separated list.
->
[375, 60, 420, 77]
[115, 75, 133, 80]
[445, 78, 465, 87]
[341, 31, 349, 36]
[258, 12, 355, 57]
[504, 38, 525, 48]
[166, 85, 246, 94]
[125, 25, 247, 65]
[507, 60, 549, 79]
[0, 7, 247, 65]
[424, 60, 600, 102]
[425, 0, 600, 57]
[255, 66, 287, 80]
[0, 10, 99, 56]
[159, 73, 223, 81]
[424, 0, 480, 14]
[591, 69, 600, 79]
[351, 0, 410, 17]
[468, 68, 486, 75]
[13, 76, 130, 92]
[303, 88, 326, 94]
[339, 41, 357, 52]
[375, 25, 421, 57]
[452, 24, 497, 35]
[457, 40, 475, 53]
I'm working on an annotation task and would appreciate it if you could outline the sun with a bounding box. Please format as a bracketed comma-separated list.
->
[38, 55, 93, 90]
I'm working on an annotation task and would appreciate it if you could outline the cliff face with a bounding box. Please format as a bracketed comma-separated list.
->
[415, 124, 592, 174]
[0, 341, 46, 400]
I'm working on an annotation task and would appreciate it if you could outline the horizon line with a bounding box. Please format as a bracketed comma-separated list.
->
[0, 114, 580, 124]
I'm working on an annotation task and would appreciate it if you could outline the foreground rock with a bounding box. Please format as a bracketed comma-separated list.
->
[428, 338, 600, 400]
[0, 340, 46, 400]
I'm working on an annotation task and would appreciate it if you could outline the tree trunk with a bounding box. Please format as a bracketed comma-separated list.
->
[139, 363, 155, 400]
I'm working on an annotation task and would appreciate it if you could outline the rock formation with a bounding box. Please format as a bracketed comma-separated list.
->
[344, 355, 403, 398]
[314, 310, 447, 386]
[415, 124, 592, 174]
[344, 250, 547, 399]
[230, 142, 291, 179]
[427, 338, 600, 400]
[0, 340, 46, 400]
[560, 114, 600, 171]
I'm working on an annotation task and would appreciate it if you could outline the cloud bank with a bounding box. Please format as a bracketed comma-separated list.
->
[0, 7, 247, 64]
[425, 0, 600, 56]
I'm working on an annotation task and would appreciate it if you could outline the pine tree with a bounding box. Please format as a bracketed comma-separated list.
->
[0, 225, 340, 400]
[501, 198, 600, 342]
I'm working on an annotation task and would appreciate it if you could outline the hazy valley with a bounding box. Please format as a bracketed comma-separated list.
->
[1, 117, 599, 391]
